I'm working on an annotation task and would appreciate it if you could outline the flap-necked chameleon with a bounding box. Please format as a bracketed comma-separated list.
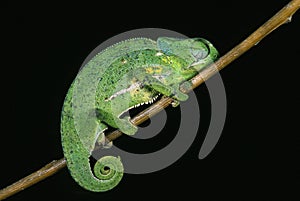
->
[61, 37, 218, 192]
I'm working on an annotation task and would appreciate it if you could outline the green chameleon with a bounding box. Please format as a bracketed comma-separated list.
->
[61, 37, 218, 192]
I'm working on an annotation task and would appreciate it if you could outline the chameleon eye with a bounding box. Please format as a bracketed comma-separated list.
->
[190, 49, 208, 60]
[189, 38, 210, 61]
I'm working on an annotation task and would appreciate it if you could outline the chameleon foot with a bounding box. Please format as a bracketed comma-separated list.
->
[171, 100, 180, 107]
[170, 84, 189, 102]
[180, 81, 193, 92]
[97, 133, 113, 149]
[171, 91, 188, 102]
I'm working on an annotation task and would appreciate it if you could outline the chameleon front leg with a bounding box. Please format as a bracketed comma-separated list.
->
[153, 82, 188, 102]
[97, 118, 137, 150]
[97, 109, 138, 136]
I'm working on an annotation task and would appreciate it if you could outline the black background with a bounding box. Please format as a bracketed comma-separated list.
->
[2, 0, 299, 200]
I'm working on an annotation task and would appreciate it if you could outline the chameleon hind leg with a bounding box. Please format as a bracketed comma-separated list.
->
[113, 116, 137, 135]
[97, 117, 136, 151]
[97, 110, 137, 136]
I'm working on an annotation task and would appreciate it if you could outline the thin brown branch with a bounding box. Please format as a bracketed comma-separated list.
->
[0, 159, 66, 200]
[1, 0, 299, 200]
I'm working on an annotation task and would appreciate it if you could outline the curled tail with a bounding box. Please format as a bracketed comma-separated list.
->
[63, 138, 123, 192]
[61, 114, 123, 192]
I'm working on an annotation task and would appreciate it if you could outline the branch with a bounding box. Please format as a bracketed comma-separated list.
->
[0, 159, 66, 200]
[1, 0, 299, 200]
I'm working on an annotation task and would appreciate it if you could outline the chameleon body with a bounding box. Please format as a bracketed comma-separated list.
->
[61, 37, 218, 192]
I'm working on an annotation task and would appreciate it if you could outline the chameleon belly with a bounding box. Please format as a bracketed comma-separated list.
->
[61, 37, 218, 192]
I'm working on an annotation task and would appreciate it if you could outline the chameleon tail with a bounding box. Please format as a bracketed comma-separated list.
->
[61, 128, 123, 192]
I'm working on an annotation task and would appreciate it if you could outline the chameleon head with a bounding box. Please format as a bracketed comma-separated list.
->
[157, 37, 218, 71]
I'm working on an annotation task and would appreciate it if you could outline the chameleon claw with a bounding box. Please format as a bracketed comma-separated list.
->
[102, 141, 113, 149]
[171, 100, 180, 107]
[97, 133, 112, 149]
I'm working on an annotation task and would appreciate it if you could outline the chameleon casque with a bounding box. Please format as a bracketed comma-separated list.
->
[61, 37, 218, 192]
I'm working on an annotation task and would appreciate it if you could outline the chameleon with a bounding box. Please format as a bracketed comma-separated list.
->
[60, 37, 218, 192]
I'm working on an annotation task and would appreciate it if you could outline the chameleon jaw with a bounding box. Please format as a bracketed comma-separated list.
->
[132, 94, 160, 108]
[118, 94, 160, 118]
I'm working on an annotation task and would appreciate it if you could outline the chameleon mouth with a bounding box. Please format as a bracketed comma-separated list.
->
[132, 94, 160, 108]
[118, 94, 161, 118]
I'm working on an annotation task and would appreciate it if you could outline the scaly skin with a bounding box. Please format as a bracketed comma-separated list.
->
[61, 37, 218, 192]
